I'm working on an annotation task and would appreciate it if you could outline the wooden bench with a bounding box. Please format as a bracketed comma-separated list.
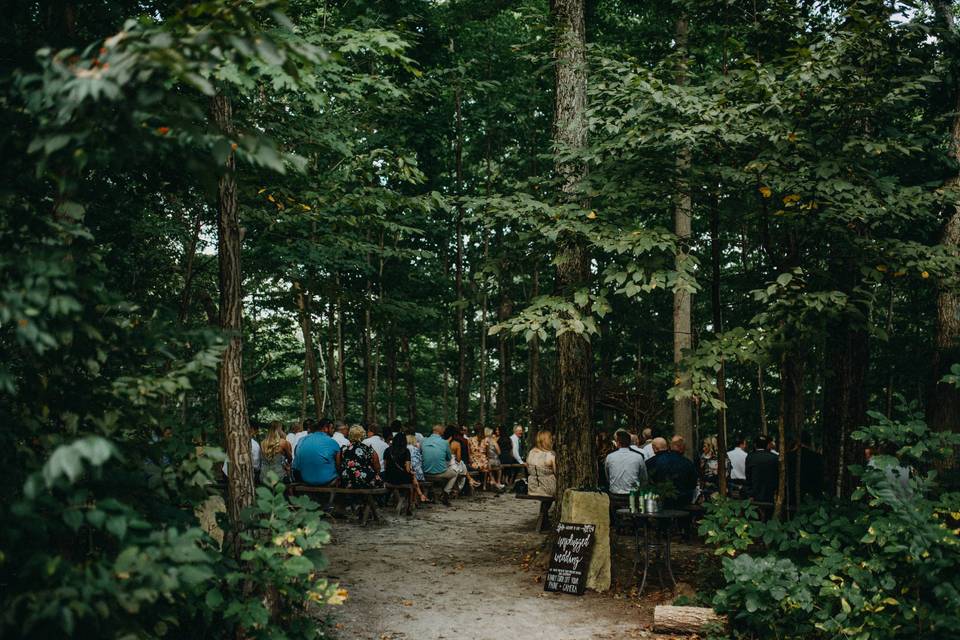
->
[287, 484, 388, 526]
[516, 493, 554, 532]
[384, 483, 416, 516]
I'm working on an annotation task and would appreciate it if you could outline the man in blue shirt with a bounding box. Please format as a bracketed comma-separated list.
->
[292, 420, 342, 486]
[421, 424, 460, 505]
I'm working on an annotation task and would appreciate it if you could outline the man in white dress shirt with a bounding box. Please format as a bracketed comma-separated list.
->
[605, 431, 648, 494]
[726, 434, 748, 495]
[510, 425, 525, 464]
[362, 424, 389, 465]
[639, 428, 655, 460]
[332, 421, 350, 449]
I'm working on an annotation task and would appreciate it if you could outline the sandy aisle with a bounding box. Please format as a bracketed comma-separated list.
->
[324, 492, 651, 640]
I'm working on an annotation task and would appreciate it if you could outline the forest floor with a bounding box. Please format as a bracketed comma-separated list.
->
[323, 491, 708, 640]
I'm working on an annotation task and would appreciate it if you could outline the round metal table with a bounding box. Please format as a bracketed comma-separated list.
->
[616, 508, 688, 594]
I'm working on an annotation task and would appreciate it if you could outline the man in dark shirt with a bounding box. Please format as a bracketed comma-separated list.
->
[646, 436, 698, 507]
[745, 435, 779, 504]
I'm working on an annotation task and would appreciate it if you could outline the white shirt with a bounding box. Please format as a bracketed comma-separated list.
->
[629, 445, 646, 459]
[414, 432, 424, 444]
[640, 442, 654, 460]
[605, 447, 647, 494]
[289, 431, 309, 462]
[727, 447, 747, 480]
[362, 435, 388, 465]
[222, 439, 262, 477]
[333, 431, 350, 449]
[510, 433, 524, 464]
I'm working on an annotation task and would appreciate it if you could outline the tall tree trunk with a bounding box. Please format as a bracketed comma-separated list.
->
[529, 264, 542, 428]
[479, 233, 489, 427]
[552, 0, 596, 499]
[822, 325, 869, 497]
[672, 15, 695, 459]
[336, 284, 347, 417]
[497, 291, 513, 426]
[294, 281, 323, 420]
[454, 77, 469, 428]
[211, 93, 254, 530]
[931, 0, 960, 466]
[775, 354, 804, 519]
[326, 299, 345, 422]
[710, 198, 728, 497]
[386, 336, 398, 424]
[363, 240, 376, 425]
[757, 364, 769, 436]
[402, 335, 418, 428]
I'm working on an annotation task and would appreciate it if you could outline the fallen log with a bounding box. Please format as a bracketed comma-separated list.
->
[653, 605, 725, 635]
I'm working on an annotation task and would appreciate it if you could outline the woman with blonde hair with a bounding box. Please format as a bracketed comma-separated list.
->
[260, 420, 292, 483]
[526, 430, 556, 497]
[483, 427, 506, 491]
[699, 435, 719, 500]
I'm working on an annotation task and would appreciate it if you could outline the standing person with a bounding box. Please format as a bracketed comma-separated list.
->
[291, 420, 341, 487]
[468, 425, 492, 489]
[605, 431, 647, 495]
[383, 429, 427, 505]
[332, 421, 350, 449]
[339, 425, 381, 489]
[640, 428, 655, 460]
[422, 424, 460, 506]
[628, 430, 645, 456]
[484, 427, 506, 490]
[745, 435, 779, 508]
[698, 435, 719, 500]
[595, 431, 615, 487]
[362, 424, 388, 467]
[526, 431, 557, 497]
[726, 434, 748, 496]
[646, 436, 698, 507]
[510, 425, 525, 464]
[260, 420, 292, 483]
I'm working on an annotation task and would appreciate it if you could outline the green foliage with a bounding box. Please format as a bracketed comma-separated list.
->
[702, 412, 960, 639]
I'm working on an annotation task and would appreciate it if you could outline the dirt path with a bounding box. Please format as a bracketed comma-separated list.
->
[324, 493, 652, 640]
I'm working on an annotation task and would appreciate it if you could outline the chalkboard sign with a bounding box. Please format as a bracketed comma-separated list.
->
[544, 522, 596, 595]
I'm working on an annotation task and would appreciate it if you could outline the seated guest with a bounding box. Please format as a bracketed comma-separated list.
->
[510, 425, 525, 464]
[745, 435, 779, 504]
[484, 427, 506, 490]
[292, 419, 341, 486]
[332, 421, 350, 449]
[362, 424, 389, 466]
[468, 425, 492, 489]
[406, 434, 426, 483]
[383, 429, 428, 504]
[606, 430, 647, 495]
[645, 436, 697, 507]
[260, 420, 292, 483]
[421, 424, 461, 505]
[340, 425, 381, 489]
[452, 424, 473, 471]
[526, 431, 557, 497]
[444, 425, 479, 491]
[221, 433, 263, 481]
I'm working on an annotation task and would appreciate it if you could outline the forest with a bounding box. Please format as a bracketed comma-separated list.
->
[2, 0, 959, 639]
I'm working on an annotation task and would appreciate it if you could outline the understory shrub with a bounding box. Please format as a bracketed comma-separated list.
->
[700, 411, 960, 640]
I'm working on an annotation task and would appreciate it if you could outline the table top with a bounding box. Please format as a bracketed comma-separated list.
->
[615, 508, 688, 519]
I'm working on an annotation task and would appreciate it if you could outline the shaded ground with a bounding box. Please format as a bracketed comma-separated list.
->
[323, 492, 682, 640]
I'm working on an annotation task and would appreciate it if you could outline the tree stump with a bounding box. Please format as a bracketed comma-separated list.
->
[653, 605, 725, 635]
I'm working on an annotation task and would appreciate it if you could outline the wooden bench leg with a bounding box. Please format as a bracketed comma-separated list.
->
[536, 500, 553, 533]
[364, 494, 380, 526]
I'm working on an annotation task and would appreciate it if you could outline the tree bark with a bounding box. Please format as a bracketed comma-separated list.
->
[552, 0, 596, 498]
[529, 264, 542, 428]
[454, 77, 470, 428]
[326, 299, 345, 422]
[672, 15, 695, 460]
[294, 281, 323, 421]
[930, 0, 960, 465]
[497, 291, 513, 426]
[653, 606, 725, 635]
[211, 93, 254, 529]
[479, 233, 489, 427]
[822, 325, 869, 497]
[402, 335, 418, 428]
[386, 335, 398, 425]
[710, 198, 728, 496]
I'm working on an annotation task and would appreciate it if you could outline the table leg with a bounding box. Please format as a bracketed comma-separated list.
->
[639, 520, 651, 595]
[664, 521, 676, 590]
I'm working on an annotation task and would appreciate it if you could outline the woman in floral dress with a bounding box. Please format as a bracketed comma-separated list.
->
[468, 425, 492, 489]
[339, 425, 381, 489]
